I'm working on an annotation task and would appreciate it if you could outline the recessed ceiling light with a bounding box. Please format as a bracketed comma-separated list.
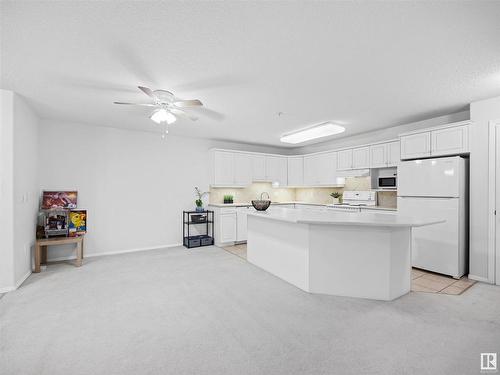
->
[150, 109, 176, 125]
[280, 122, 345, 144]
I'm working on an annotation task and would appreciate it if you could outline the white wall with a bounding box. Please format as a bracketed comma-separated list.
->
[0, 90, 39, 292]
[38, 120, 286, 260]
[0, 90, 15, 291]
[293, 111, 470, 154]
[13, 93, 39, 285]
[470, 96, 500, 283]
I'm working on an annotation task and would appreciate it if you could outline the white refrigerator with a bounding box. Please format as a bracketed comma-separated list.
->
[397, 156, 468, 278]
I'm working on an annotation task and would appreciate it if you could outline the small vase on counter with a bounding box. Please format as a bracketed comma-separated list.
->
[194, 187, 209, 212]
[330, 192, 342, 205]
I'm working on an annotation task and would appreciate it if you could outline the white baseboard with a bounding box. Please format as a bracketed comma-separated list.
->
[15, 270, 32, 288]
[468, 274, 491, 284]
[46, 243, 183, 262]
[0, 270, 32, 293]
[0, 285, 15, 294]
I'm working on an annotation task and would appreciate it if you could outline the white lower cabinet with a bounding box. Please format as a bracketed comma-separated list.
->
[218, 210, 237, 244]
[236, 206, 250, 242]
[212, 206, 250, 246]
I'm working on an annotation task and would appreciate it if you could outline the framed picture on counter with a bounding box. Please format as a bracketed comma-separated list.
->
[68, 210, 87, 237]
[41, 191, 78, 209]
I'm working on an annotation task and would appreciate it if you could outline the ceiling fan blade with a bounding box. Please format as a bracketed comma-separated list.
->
[169, 108, 198, 121]
[114, 101, 156, 107]
[172, 99, 203, 107]
[138, 86, 157, 100]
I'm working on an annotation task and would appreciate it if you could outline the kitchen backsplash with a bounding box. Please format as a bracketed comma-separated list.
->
[377, 191, 397, 208]
[210, 177, 397, 208]
[294, 177, 371, 204]
[295, 187, 342, 204]
[344, 176, 371, 191]
[210, 182, 296, 203]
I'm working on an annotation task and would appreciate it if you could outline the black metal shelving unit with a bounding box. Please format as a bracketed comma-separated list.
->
[183, 210, 214, 249]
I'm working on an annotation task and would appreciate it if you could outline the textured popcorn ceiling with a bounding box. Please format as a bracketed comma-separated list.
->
[2, 1, 500, 146]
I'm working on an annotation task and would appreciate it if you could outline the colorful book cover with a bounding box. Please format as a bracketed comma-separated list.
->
[69, 210, 87, 237]
[42, 191, 78, 209]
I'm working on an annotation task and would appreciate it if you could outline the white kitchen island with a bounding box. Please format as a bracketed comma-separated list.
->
[247, 207, 443, 301]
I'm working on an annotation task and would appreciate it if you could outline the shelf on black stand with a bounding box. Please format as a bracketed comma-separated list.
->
[183, 210, 214, 249]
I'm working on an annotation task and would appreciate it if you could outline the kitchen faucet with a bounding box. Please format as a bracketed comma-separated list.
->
[260, 192, 270, 201]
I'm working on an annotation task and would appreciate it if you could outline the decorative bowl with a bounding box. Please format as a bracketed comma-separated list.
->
[251, 200, 271, 211]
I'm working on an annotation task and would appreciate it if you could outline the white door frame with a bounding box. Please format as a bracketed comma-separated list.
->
[488, 120, 500, 285]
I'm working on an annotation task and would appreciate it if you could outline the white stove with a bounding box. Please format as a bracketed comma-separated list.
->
[327, 191, 377, 212]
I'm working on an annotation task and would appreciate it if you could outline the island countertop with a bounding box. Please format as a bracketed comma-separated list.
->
[247, 206, 442, 228]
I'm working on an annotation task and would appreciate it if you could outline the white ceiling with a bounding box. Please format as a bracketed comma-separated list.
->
[2, 1, 500, 147]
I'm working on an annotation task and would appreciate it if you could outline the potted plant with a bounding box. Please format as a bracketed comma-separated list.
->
[330, 191, 342, 205]
[194, 187, 209, 212]
[223, 194, 234, 204]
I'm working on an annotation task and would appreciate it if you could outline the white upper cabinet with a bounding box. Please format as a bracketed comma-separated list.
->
[303, 154, 320, 185]
[400, 132, 431, 160]
[233, 152, 253, 186]
[287, 156, 304, 186]
[369, 144, 387, 168]
[352, 146, 370, 169]
[303, 152, 340, 186]
[386, 141, 401, 167]
[212, 150, 234, 186]
[369, 141, 400, 168]
[266, 156, 287, 186]
[337, 149, 353, 170]
[431, 125, 469, 157]
[252, 154, 266, 181]
[318, 152, 338, 185]
[400, 121, 470, 160]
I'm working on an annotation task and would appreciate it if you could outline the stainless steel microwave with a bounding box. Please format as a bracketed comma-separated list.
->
[378, 176, 397, 188]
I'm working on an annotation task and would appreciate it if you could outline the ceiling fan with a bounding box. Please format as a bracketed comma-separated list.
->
[114, 86, 204, 138]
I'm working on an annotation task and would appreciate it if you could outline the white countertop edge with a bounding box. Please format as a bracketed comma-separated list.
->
[208, 202, 397, 211]
[247, 210, 443, 228]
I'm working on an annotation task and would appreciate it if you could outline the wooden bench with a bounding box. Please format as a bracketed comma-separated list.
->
[34, 236, 84, 272]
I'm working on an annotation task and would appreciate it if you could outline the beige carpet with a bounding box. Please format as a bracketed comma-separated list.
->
[1, 246, 499, 375]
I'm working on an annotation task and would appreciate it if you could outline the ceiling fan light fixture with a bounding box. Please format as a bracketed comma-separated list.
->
[280, 122, 345, 144]
[150, 108, 177, 125]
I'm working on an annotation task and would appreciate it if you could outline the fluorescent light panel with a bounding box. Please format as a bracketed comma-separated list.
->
[150, 109, 177, 124]
[280, 122, 345, 144]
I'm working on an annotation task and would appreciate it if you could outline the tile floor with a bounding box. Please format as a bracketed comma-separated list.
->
[223, 244, 476, 295]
